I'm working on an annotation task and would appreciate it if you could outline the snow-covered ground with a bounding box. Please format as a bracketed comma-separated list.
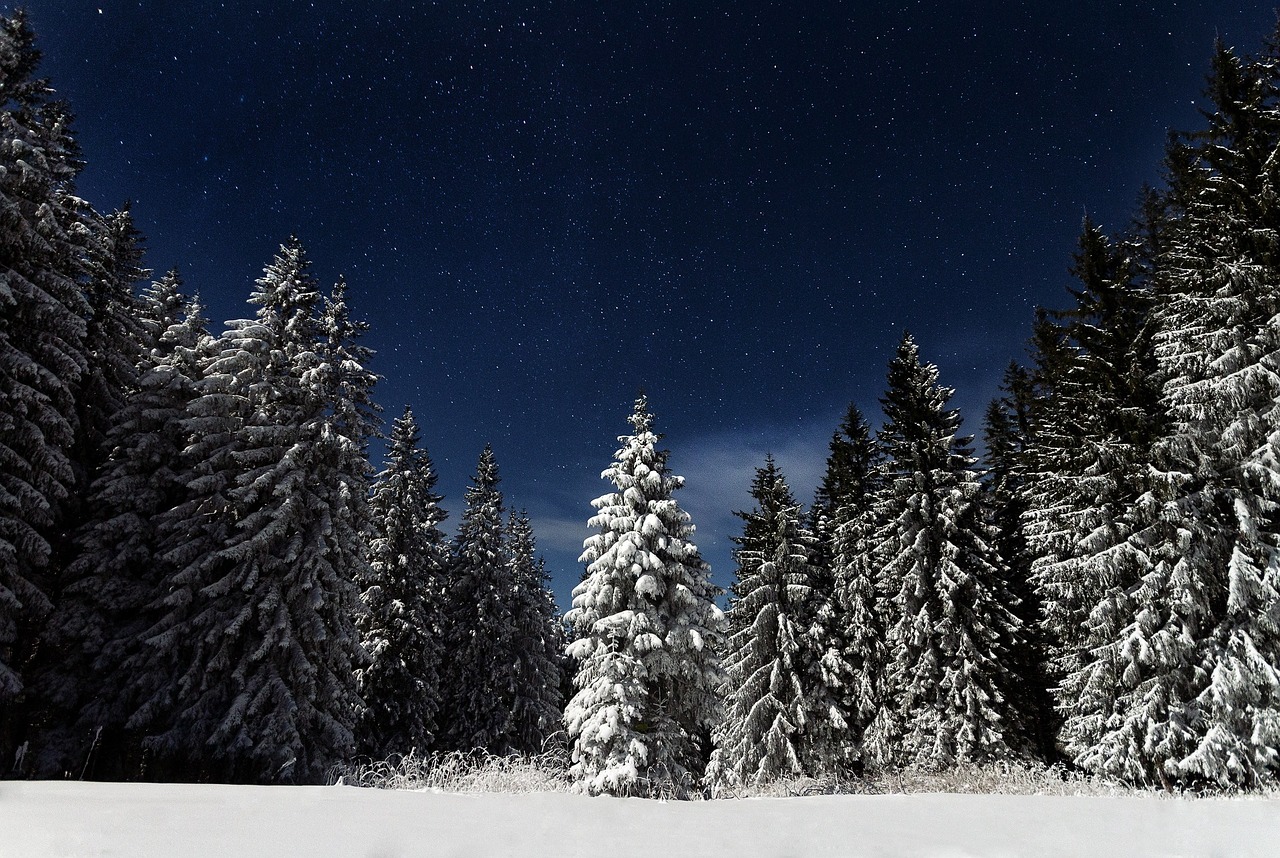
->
[4, 780, 1278, 857]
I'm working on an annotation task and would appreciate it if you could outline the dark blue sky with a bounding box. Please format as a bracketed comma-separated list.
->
[24, 1, 1277, 606]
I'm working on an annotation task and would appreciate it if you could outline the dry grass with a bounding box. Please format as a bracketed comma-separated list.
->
[334, 754, 1267, 800]
[715, 762, 1130, 799]
[331, 748, 572, 794]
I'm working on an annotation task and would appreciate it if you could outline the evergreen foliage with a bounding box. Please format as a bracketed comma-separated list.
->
[438, 445, 518, 754]
[0, 12, 89, 751]
[981, 364, 1055, 760]
[505, 509, 568, 755]
[565, 396, 723, 796]
[130, 240, 372, 783]
[5, 6, 1280, 796]
[356, 407, 449, 760]
[823, 405, 884, 759]
[1082, 39, 1280, 788]
[1024, 220, 1160, 690]
[709, 457, 841, 787]
[864, 334, 1029, 769]
[73, 206, 148, 484]
[31, 273, 206, 777]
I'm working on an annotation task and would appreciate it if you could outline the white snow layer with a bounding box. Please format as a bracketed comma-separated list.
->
[3, 781, 1278, 857]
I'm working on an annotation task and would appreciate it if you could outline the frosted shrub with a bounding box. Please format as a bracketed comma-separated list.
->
[332, 749, 572, 794]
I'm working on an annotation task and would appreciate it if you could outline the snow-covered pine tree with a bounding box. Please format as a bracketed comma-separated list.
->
[565, 395, 723, 796]
[437, 444, 518, 754]
[356, 406, 449, 760]
[505, 509, 567, 755]
[981, 364, 1035, 611]
[133, 240, 370, 783]
[1022, 220, 1160, 697]
[0, 11, 91, 762]
[980, 363, 1057, 761]
[30, 274, 207, 778]
[863, 334, 1029, 769]
[709, 457, 840, 787]
[811, 404, 880, 548]
[1044, 220, 1167, 768]
[821, 405, 884, 763]
[1082, 39, 1280, 789]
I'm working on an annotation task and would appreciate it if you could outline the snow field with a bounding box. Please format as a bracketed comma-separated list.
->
[4, 781, 1279, 858]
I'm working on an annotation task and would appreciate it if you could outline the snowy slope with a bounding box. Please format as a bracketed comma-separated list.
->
[3, 781, 1277, 857]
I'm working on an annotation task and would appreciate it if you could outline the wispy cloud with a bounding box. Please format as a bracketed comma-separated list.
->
[670, 421, 832, 591]
[527, 511, 591, 561]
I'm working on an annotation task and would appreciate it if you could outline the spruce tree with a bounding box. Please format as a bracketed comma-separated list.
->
[505, 509, 567, 755]
[863, 334, 1028, 769]
[0, 11, 89, 760]
[1024, 220, 1160, 690]
[565, 395, 723, 796]
[356, 406, 449, 760]
[709, 457, 840, 786]
[438, 444, 518, 753]
[812, 404, 880, 547]
[982, 363, 1056, 760]
[132, 240, 371, 783]
[1084, 40, 1280, 788]
[31, 274, 206, 777]
[822, 405, 884, 762]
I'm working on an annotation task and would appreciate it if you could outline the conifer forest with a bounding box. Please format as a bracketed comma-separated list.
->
[6, 8, 1280, 800]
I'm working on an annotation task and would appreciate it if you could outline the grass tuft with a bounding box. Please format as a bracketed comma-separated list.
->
[331, 748, 572, 794]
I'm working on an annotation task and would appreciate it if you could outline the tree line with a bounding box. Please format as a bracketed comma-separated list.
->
[4, 11, 1280, 795]
[0, 13, 565, 784]
[563, 27, 1280, 794]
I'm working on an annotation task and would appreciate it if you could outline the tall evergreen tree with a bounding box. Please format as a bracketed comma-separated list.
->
[822, 405, 884, 761]
[1084, 39, 1280, 788]
[982, 362, 1056, 760]
[1024, 220, 1160, 690]
[812, 404, 879, 547]
[0, 11, 90, 762]
[131, 240, 371, 783]
[438, 444, 518, 754]
[505, 509, 567, 755]
[864, 334, 1029, 769]
[709, 457, 840, 786]
[355, 406, 449, 760]
[565, 395, 723, 796]
[31, 274, 206, 777]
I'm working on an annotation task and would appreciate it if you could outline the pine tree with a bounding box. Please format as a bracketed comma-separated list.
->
[31, 273, 206, 777]
[864, 334, 1028, 769]
[709, 457, 840, 786]
[565, 395, 723, 796]
[132, 240, 371, 783]
[438, 444, 518, 754]
[982, 363, 1056, 760]
[356, 406, 449, 760]
[821, 405, 883, 762]
[1024, 220, 1159, 689]
[1083, 39, 1280, 788]
[505, 509, 567, 755]
[0, 11, 90, 761]
[812, 404, 880, 547]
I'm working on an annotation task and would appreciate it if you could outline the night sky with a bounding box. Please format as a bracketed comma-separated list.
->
[22, 1, 1278, 607]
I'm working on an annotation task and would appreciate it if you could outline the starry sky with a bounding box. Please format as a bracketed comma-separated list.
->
[22, 1, 1278, 607]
